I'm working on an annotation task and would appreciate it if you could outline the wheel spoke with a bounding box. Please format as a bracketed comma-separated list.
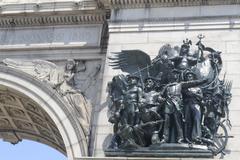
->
[211, 123, 229, 154]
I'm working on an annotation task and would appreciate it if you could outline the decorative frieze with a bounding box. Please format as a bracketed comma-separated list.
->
[0, 13, 106, 27]
[102, 0, 240, 9]
[0, 1, 106, 27]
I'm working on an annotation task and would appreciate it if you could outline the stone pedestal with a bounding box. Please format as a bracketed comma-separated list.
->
[105, 143, 213, 158]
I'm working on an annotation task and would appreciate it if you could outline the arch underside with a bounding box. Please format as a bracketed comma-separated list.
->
[0, 85, 66, 154]
[0, 65, 89, 159]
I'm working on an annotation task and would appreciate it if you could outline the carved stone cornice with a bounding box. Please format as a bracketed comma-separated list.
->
[0, 1, 106, 27]
[0, 13, 106, 27]
[101, 0, 240, 9]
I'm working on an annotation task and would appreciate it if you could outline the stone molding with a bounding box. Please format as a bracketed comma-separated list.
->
[0, 1, 106, 27]
[0, 0, 239, 28]
[101, 0, 240, 9]
[1, 0, 238, 27]
[109, 17, 240, 33]
[0, 1, 97, 14]
[108, 4, 240, 32]
[0, 48, 104, 61]
[0, 13, 106, 27]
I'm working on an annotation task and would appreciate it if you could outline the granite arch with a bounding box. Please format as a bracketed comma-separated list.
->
[0, 65, 88, 160]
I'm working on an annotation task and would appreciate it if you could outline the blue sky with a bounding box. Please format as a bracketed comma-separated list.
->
[0, 139, 66, 160]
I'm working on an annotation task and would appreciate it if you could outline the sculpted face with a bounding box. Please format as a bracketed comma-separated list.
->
[145, 79, 154, 89]
[181, 46, 189, 55]
[185, 73, 195, 81]
[170, 71, 179, 82]
[127, 76, 138, 85]
[130, 78, 137, 85]
[66, 61, 75, 70]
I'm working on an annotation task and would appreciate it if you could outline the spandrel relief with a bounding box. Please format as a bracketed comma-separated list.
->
[2, 58, 102, 145]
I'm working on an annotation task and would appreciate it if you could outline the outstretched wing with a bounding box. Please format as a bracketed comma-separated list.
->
[3, 58, 57, 81]
[3, 58, 36, 72]
[108, 50, 151, 76]
[32, 59, 57, 81]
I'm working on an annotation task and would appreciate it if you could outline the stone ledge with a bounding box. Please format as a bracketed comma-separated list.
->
[105, 143, 213, 158]
[109, 17, 240, 33]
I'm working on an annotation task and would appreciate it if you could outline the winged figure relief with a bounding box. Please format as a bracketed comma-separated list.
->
[3, 58, 92, 143]
[3, 58, 58, 83]
[2, 59, 90, 92]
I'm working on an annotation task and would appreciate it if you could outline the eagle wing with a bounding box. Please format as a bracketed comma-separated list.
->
[108, 50, 151, 78]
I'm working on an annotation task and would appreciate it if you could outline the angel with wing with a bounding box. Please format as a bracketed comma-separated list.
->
[3, 58, 58, 82]
[3, 58, 92, 143]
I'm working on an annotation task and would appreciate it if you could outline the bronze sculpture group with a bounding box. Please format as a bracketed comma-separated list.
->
[106, 35, 232, 156]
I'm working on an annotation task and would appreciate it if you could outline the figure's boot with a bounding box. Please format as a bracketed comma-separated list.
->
[160, 135, 168, 144]
[185, 138, 192, 144]
[177, 138, 184, 144]
[151, 131, 160, 144]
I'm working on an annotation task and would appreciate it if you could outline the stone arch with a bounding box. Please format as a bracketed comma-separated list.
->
[0, 65, 88, 160]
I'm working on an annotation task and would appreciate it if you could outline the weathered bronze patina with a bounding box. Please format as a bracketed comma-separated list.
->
[105, 35, 232, 158]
